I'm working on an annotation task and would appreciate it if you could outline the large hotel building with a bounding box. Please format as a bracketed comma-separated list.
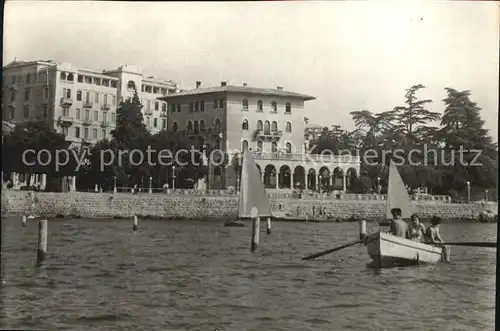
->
[3, 60, 360, 192]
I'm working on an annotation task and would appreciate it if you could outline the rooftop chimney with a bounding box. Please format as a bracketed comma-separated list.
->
[277, 85, 283, 91]
[221, 81, 227, 87]
[242, 82, 247, 87]
[196, 81, 201, 89]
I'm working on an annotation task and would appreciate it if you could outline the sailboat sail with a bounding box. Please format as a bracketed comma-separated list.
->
[385, 160, 416, 220]
[238, 147, 272, 218]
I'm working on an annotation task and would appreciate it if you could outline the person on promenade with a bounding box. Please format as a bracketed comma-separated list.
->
[407, 213, 426, 242]
[425, 216, 445, 245]
[390, 208, 409, 238]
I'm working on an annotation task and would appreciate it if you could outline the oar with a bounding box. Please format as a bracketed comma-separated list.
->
[442, 242, 496, 248]
[302, 239, 364, 260]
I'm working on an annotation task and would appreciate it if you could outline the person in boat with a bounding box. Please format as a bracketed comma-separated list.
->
[390, 208, 409, 238]
[407, 213, 426, 242]
[425, 216, 445, 245]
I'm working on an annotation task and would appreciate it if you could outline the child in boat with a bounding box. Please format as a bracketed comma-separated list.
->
[425, 216, 445, 244]
[390, 208, 409, 238]
[407, 213, 426, 242]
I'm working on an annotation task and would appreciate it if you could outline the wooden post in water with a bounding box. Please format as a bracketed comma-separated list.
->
[22, 215, 27, 227]
[250, 217, 260, 252]
[359, 219, 367, 240]
[133, 215, 138, 231]
[266, 217, 271, 235]
[36, 219, 48, 266]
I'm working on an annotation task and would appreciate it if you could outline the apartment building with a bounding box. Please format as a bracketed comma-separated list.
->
[2, 60, 177, 147]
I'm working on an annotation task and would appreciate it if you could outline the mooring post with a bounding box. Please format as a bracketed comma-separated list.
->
[22, 215, 27, 227]
[266, 217, 271, 235]
[250, 217, 260, 252]
[36, 219, 48, 266]
[359, 219, 367, 240]
[133, 215, 138, 231]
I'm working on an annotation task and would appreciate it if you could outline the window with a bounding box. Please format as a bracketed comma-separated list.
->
[78, 75, 83, 83]
[42, 104, 48, 118]
[271, 101, 277, 112]
[104, 94, 108, 105]
[190, 102, 194, 112]
[200, 100, 204, 112]
[67, 73, 74, 81]
[214, 119, 221, 132]
[76, 109, 81, 120]
[62, 127, 68, 136]
[213, 100, 218, 109]
[219, 99, 225, 108]
[23, 105, 30, 118]
[84, 128, 89, 139]
[95, 92, 99, 103]
[12, 76, 16, 84]
[264, 121, 270, 134]
[93, 128, 98, 139]
[75, 127, 80, 138]
[127, 80, 135, 90]
[257, 120, 263, 131]
[147, 101, 151, 111]
[155, 102, 159, 111]
[200, 120, 205, 132]
[177, 104, 181, 112]
[9, 108, 14, 120]
[169, 104, 175, 112]
[60, 72, 66, 81]
[242, 99, 248, 110]
[146, 117, 150, 128]
[24, 88, 31, 101]
[242, 119, 249, 130]
[194, 121, 199, 133]
[77, 90, 82, 101]
[162, 119, 166, 129]
[162, 103, 167, 112]
[85, 109, 90, 121]
[11, 91, 16, 102]
[63, 88, 71, 99]
[195, 101, 199, 112]
[111, 113, 116, 122]
[26, 73, 31, 83]
[285, 102, 291, 113]
[257, 100, 263, 112]
[43, 87, 49, 99]
[272, 142, 278, 153]
[103, 112, 107, 123]
[172, 122, 178, 131]
[187, 121, 193, 132]
[257, 141, 263, 153]
[154, 118, 157, 128]
[286, 142, 292, 154]
[85, 91, 90, 103]
[112, 96, 116, 106]
[94, 111, 98, 121]
[242, 140, 248, 151]
[286, 122, 291, 132]
[271, 121, 278, 132]
[63, 108, 69, 117]
[102, 129, 106, 139]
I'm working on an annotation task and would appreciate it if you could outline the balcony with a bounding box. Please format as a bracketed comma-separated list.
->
[253, 151, 360, 164]
[101, 103, 111, 110]
[83, 101, 93, 108]
[60, 97, 73, 107]
[253, 129, 283, 142]
[144, 109, 153, 116]
[160, 111, 167, 117]
[82, 119, 92, 126]
[57, 116, 74, 127]
[100, 121, 108, 128]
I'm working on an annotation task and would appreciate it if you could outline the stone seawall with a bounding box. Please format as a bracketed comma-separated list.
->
[2, 190, 496, 222]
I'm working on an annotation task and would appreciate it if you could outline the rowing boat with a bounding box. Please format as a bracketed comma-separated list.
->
[368, 160, 450, 267]
[365, 231, 449, 267]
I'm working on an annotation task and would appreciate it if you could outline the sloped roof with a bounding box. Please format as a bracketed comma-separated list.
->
[158, 85, 315, 101]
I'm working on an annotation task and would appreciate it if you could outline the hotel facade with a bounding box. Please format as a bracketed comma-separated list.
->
[159, 82, 360, 192]
[2, 60, 178, 148]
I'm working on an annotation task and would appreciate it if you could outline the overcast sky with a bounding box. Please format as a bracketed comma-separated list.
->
[4, 1, 499, 140]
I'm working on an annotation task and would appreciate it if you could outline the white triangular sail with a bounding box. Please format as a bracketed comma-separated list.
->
[238, 147, 272, 218]
[386, 160, 416, 220]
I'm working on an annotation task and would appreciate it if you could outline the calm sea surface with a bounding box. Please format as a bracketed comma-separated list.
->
[1, 217, 496, 331]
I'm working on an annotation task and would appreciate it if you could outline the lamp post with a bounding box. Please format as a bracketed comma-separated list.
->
[466, 181, 470, 203]
[113, 176, 117, 194]
[377, 177, 381, 195]
[149, 176, 152, 194]
[172, 165, 176, 190]
[485, 189, 488, 202]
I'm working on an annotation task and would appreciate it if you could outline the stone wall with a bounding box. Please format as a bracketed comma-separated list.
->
[2, 190, 496, 221]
